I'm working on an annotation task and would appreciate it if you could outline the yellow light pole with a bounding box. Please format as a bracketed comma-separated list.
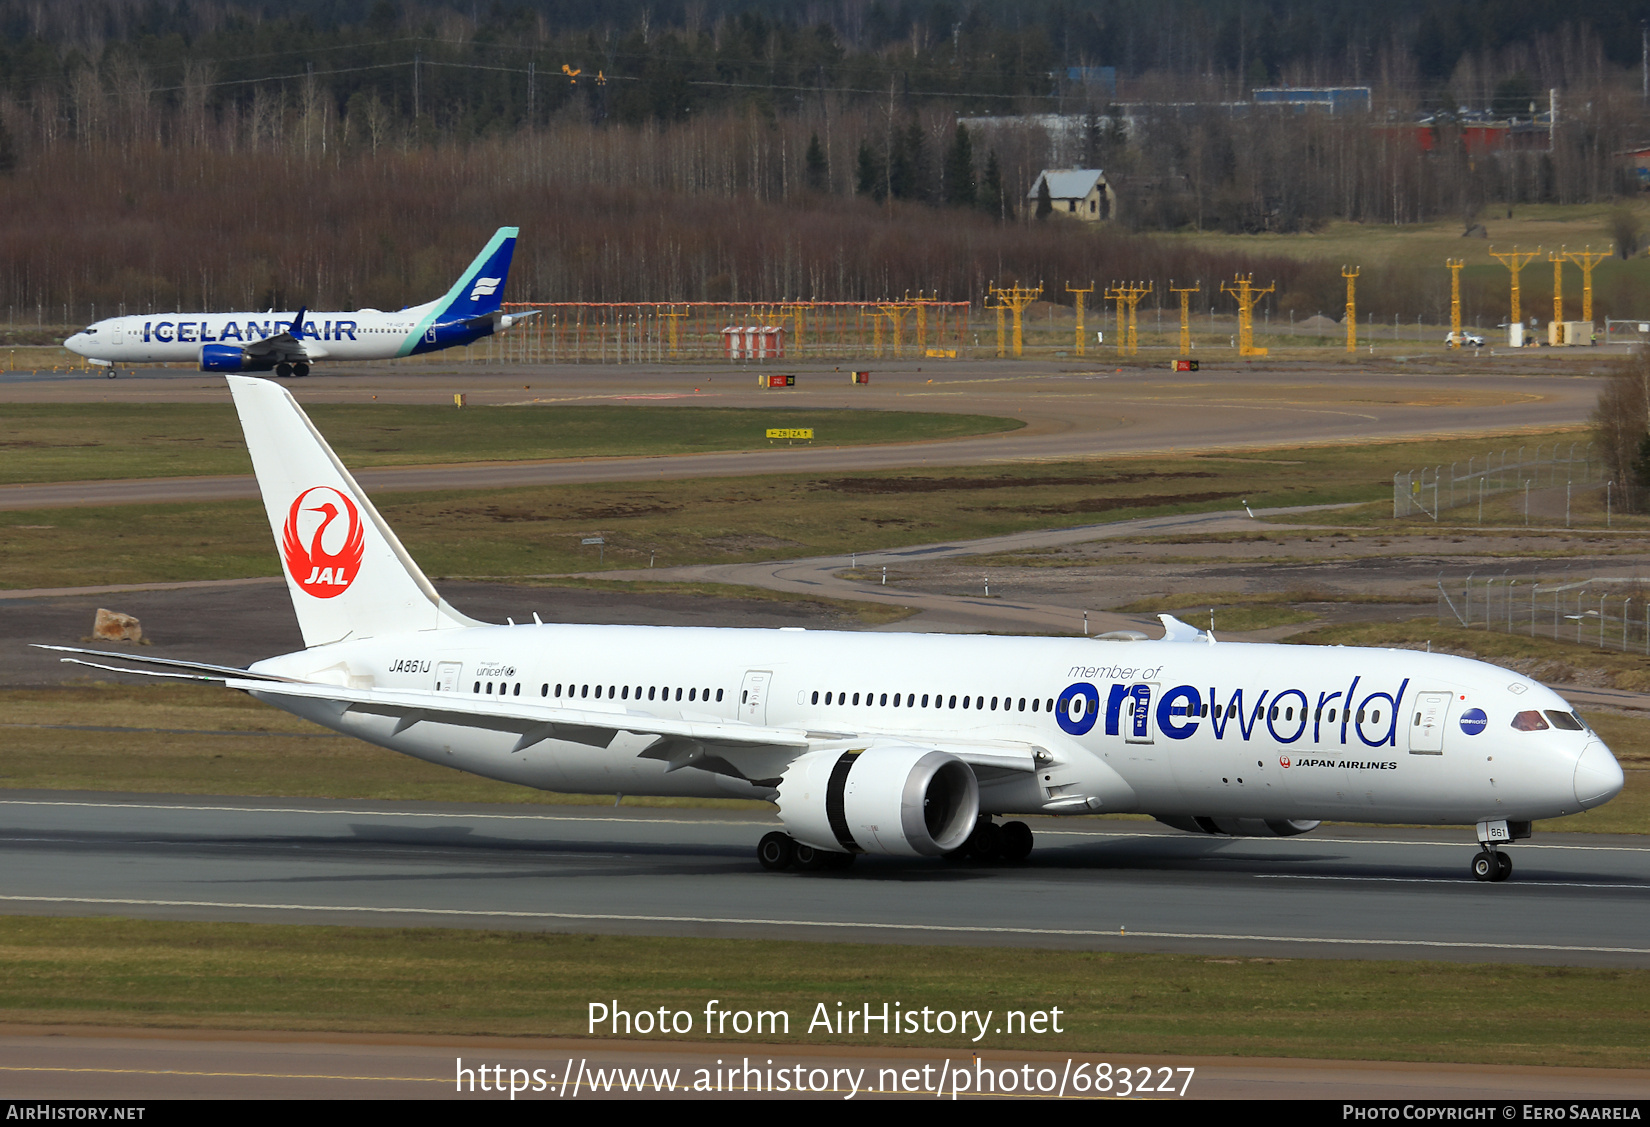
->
[1105, 284, 1128, 356]
[1170, 281, 1200, 356]
[1446, 259, 1465, 347]
[1066, 282, 1094, 357]
[1548, 249, 1566, 332]
[1220, 274, 1275, 357]
[1121, 282, 1152, 355]
[986, 283, 1041, 358]
[1564, 245, 1610, 325]
[1342, 266, 1360, 352]
[1489, 245, 1541, 331]
[877, 302, 911, 358]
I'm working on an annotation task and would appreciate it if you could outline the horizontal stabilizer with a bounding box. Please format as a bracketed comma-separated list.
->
[32, 644, 301, 683]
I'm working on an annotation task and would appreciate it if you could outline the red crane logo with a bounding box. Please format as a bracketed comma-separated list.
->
[281, 486, 365, 598]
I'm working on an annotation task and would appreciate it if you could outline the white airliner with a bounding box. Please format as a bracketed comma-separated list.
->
[43, 377, 1625, 881]
[63, 227, 534, 377]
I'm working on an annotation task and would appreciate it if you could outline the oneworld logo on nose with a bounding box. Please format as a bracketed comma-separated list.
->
[1459, 708, 1488, 736]
[281, 486, 365, 598]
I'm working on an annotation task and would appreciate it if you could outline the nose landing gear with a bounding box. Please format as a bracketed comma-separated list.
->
[1471, 849, 1512, 882]
[1470, 819, 1529, 882]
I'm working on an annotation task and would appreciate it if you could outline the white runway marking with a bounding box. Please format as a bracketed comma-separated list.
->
[3, 894, 1648, 956]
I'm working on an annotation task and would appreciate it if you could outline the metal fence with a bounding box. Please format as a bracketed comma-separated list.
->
[1438, 573, 1650, 652]
[1393, 442, 1598, 520]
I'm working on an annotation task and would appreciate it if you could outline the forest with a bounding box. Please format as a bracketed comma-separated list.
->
[2, 0, 1648, 325]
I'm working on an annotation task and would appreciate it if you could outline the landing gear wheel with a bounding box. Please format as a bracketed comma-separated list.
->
[792, 843, 830, 871]
[1000, 821, 1034, 862]
[275, 362, 293, 378]
[1471, 851, 1496, 882]
[106, 369, 117, 379]
[965, 819, 1004, 863]
[293, 362, 310, 377]
[757, 832, 794, 872]
[1493, 852, 1513, 882]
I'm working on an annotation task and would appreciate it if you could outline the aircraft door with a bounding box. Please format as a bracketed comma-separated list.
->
[1409, 691, 1452, 754]
[436, 662, 462, 692]
[739, 670, 772, 724]
[1124, 682, 1156, 744]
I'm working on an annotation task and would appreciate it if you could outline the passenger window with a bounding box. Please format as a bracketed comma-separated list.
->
[880, 693, 888, 706]
[473, 681, 480, 693]
[852, 692, 860, 705]
[541, 684, 548, 697]
[514, 684, 521, 697]
[648, 687, 656, 700]
[689, 688, 697, 701]
[950, 695, 957, 709]
[811, 691, 819, 704]
[716, 689, 724, 702]
[962, 696, 970, 710]
[622, 686, 629, 699]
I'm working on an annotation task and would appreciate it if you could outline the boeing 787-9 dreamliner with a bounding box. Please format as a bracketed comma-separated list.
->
[41, 377, 1625, 879]
[64, 227, 533, 377]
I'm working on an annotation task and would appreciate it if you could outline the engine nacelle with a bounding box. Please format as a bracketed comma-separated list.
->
[198, 344, 271, 372]
[776, 745, 978, 857]
[1155, 815, 1321, 837]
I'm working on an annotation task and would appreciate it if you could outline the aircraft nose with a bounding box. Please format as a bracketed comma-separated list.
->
[1574, 740, 1625, 808]
[64, 333, 86, 355]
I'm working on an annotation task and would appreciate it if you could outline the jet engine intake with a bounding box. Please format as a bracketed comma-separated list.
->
[776, 744, 978, 857]
[199, 344, 273, 372]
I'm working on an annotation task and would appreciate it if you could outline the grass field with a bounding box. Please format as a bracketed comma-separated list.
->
[0, 427, 1594, 590]
[0, 916, 1643, 1066]
[1158, 203, 1650, 270]
[0, 403, 1021, 485]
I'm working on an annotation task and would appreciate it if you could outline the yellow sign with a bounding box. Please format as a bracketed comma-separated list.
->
[766, 428, 814, 440]
[924, 348, 957, 358]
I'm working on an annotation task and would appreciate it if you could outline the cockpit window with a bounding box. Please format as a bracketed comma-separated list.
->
[1511, 710, 1548, 731]
[1544, 710, 1585, 731]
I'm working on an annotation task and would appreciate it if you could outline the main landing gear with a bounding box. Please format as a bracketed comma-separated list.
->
[755, 816, 1036, 872]
[946, 816, 1034, 865]
[275, 362, 310, 378]
[756, 832, 855, 872]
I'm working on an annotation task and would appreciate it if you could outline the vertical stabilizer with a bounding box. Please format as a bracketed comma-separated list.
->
[399, 226, 518, 353]
[227, 374, 480, 647]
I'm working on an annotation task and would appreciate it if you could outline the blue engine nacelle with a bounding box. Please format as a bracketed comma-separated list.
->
[199, 344, 274, 372]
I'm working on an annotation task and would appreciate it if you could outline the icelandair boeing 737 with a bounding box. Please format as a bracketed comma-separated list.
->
[64, 227, 533, 377]
[42, 377, 1625, 880]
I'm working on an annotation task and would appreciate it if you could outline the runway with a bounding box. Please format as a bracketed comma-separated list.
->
[2, 793, 1645, 967]
[0, 360, 1607, 509]
[5, 1026, 1648, 1100]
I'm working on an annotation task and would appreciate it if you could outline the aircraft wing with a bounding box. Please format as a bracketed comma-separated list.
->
[231, 680, 1040, 789]
[243, 330, 323, 364]
[37, 643, 1037, 788]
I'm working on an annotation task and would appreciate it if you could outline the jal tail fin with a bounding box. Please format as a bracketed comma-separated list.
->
[227, 374, 481, 648]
